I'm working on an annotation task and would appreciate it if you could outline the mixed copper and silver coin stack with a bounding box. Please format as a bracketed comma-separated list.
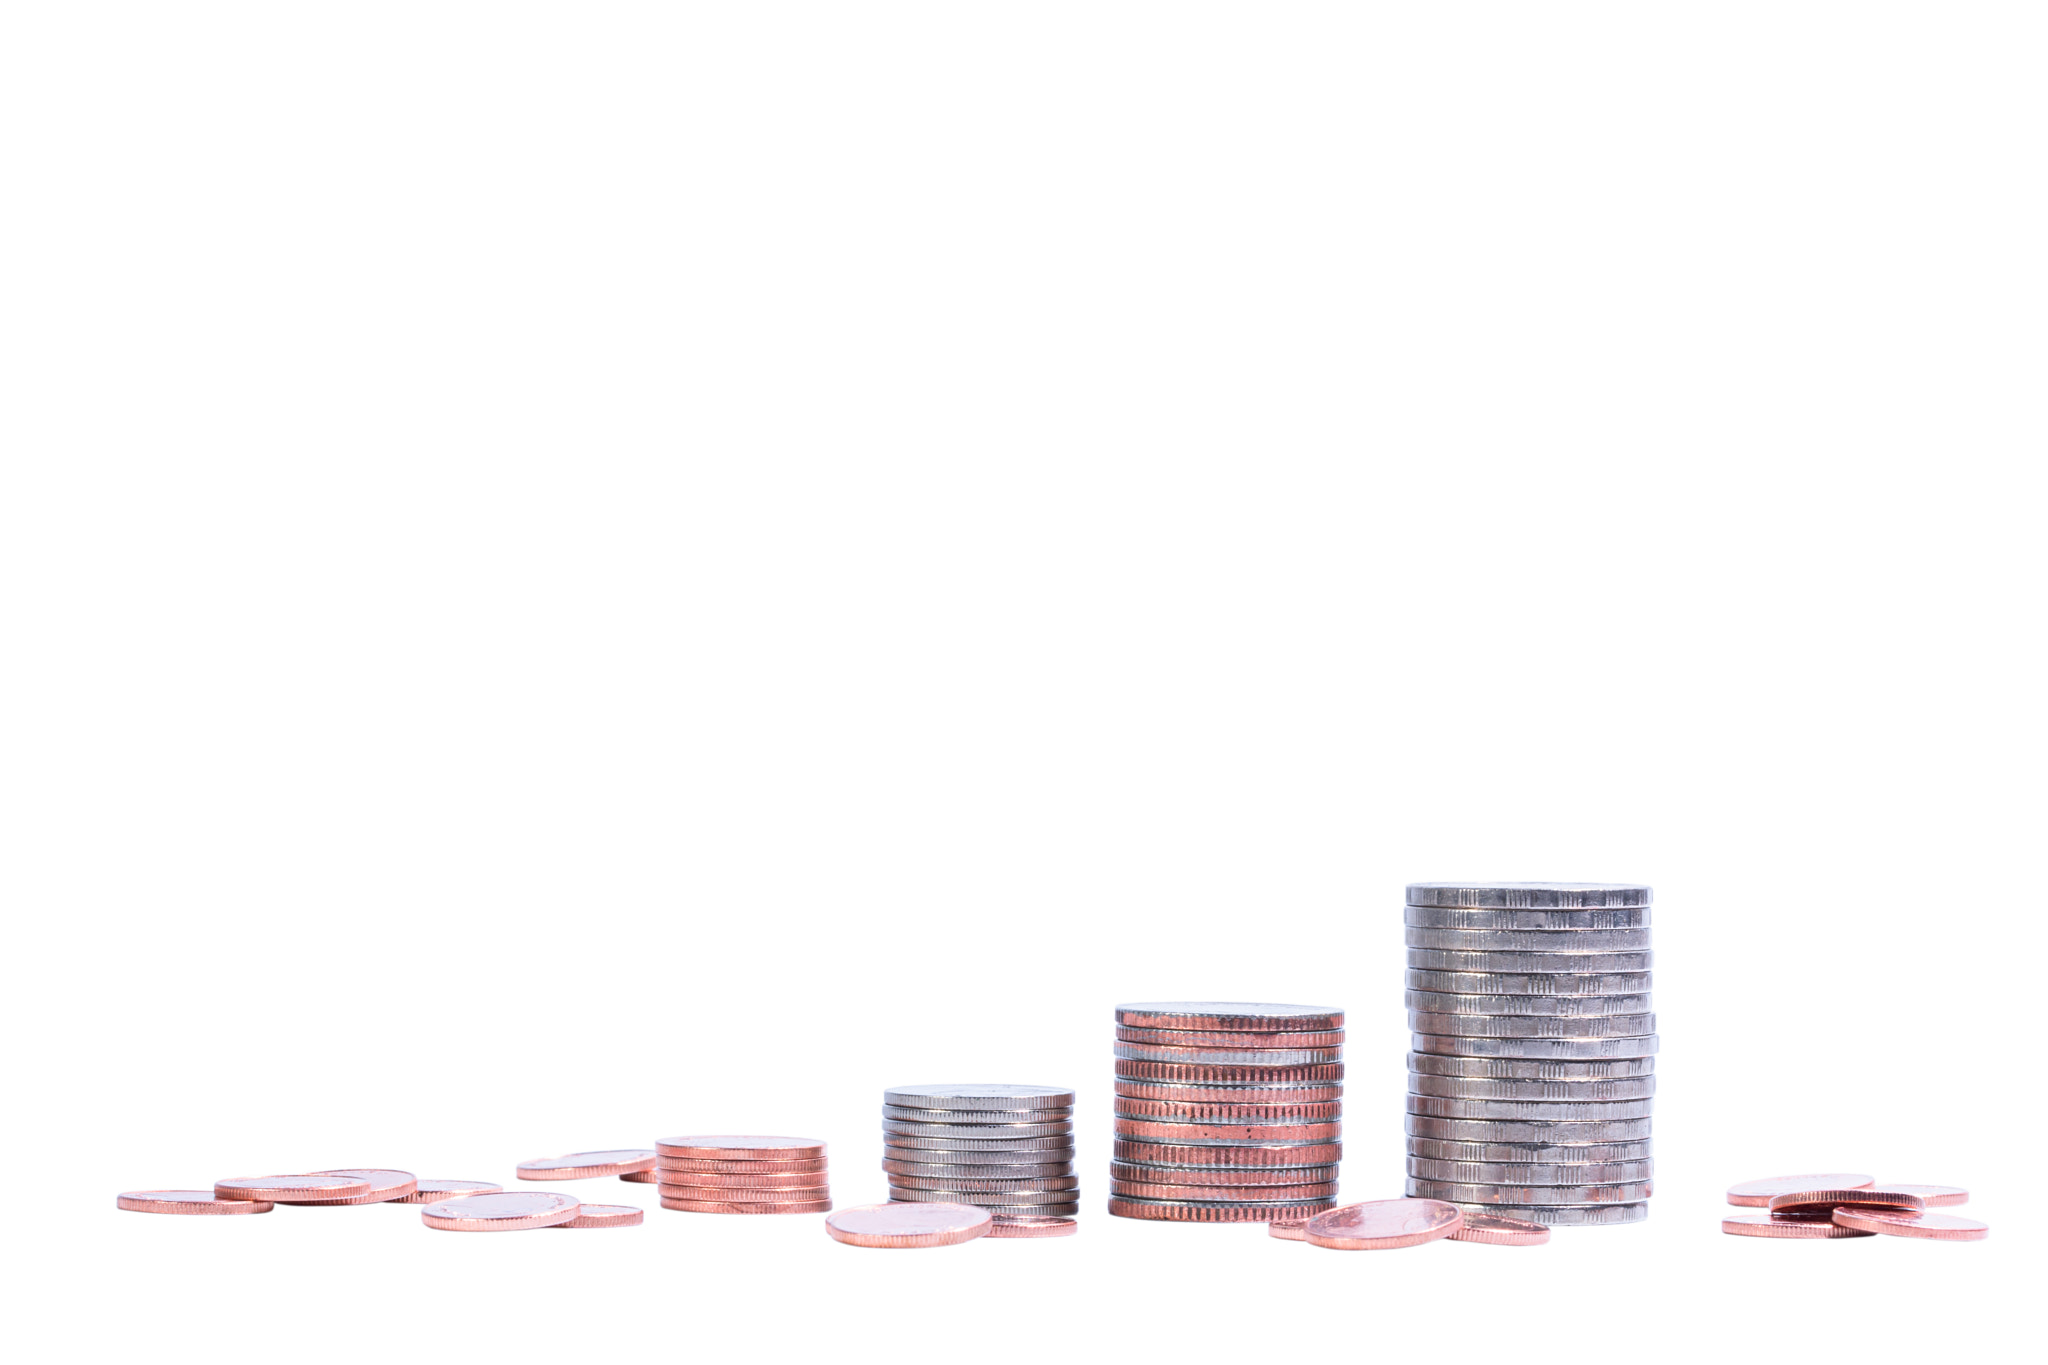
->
[883, 1084, 1079, 1230]
[652, 1136, 832, 1214]
[1404, 882, 1655, 1227]
[1110, 1001, 1345, 1224]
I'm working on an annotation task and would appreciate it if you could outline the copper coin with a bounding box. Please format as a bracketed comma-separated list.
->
[824, 1201, 991, 1247]
[1114, 1027, 1348, 1049]
[657, 1183, 831, 1202]
[1722, 1213, 1875, 1240]
[1303, 1199, 1463, 1250]
[1115, 1003, 1345, 1032]
[301, 1169, 419, 1205]
[656, 1156, 830, 1174]
[1449, 1211, 1551, 1245]
[1116, 1081, 1346, 1105]
[516, 1150, 657, 1180]
[1108, 1197, 1335, 1222]
[984, 1216, 1078, 1239]
[1887, 1184, 1969, 1207]
[1111, 1161, 1335, 1187]
[118, 1190, 273, 1215]
[1728, 1178, 1875, 1203]
[214, 1175, 372, 1203]
[396, 1179, 502, 1203]
[655, 1169, 834, 1189]
[660, 1196, 834, 1214]
[1767, 1187, 1924, 1217]
[1116, 1099, 1343, 1123]
[556, 1203, 644, 1228]
[1830, 1208, 1989, 1240]
[1268, 1219, 1309, 1240]
[1115, 1140, 1342, 1166]
[619, 1170, 657, 1183]
[421, 1191, 580, 1231]
[1112, 1180, 1337, 1202]
[656, 1136, 828, 1160]
[1117, 1060, 1345, 1085]
[1115, 1118, 1341, 1142]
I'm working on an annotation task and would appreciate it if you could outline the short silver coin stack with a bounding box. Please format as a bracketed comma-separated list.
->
[1403, 882, 1655, 1226]
[881, 1084, 1079, 1224]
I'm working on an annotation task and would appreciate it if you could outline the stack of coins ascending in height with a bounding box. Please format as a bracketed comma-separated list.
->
[1403, 882, 1655, 1227]
[882, 1085, 1079, 1227]
[1109, 1002, 1346, 1224]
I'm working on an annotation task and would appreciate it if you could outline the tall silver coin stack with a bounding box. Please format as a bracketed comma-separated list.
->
[881, 1084, 1079, 1223]
[1108, 1002, 1345, 1223]
[1404, 882, 1655, 1226]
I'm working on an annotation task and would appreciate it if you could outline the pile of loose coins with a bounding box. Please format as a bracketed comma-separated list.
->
[1404, 882, 1656, 1227]
[1721, 1173, 1986, 1241]
[117, 1170, 642, 1230]
[883, 1084, 1079, 1236]
[653, 1136, 833, 1213]
[826, 1201, 996, 1248]
[1109, 1001, 1345, 1224]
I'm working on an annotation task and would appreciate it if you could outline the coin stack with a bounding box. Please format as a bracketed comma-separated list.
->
[652, 1136, 832, 1214]
[1109, 1001, 1346, 1223]
[1403, 882, 1655, 1227]
[882, 1084, 1079, 1226]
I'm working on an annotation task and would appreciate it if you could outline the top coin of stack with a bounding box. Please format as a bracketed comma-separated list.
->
[882, 1084, 1078, 1224]
[652, 1136, 832, 1214]
[1110, 1001, 1345, 1223]
[1402, 882, 1655, 1227]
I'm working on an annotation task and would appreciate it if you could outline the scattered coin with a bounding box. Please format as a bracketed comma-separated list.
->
[1268, 1219, 1309, 1240]
[516, 1151, 657, 1180]
[619, 1170, 657, 1183]
[301, 1169, 419, 1205]
[1302, 1199, 1462, 1250]
[825, 1202, 992, 1248]
[557, 1203, 643, 1228]
[656, 1136, 828, 1160]
[984, 1216, 1078, 1238]
[1829, 1208, 1989, 1241]
[1722, 1213, 1875, 1240]
[1448, 1210, 1551, 1245]
[117, 1190, 273, 1215]
[1767, 1187, 1924, 1217]
[396, 1180, 501, 1204]
[420, 1191, 581, 1232]
[1405, 883, 1652, 909]
[214, 1175, 372, 1203]
[1114, 1003, 1345, 1032]
[1885, 1184, 1968, 1207]
[660, 1197, 834, 1215]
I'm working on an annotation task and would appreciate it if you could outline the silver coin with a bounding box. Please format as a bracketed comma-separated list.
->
[1113, 1043, 1344, 1066]
[1109, 1161, 1340, 1185]
[1114, 1002, 1345, 1031]
[887, 1185, 1078, 1206]
[1405, 1094, 1656, 1121]
[1410, 1074, 1654, 1101]
[1409, 1011, 1656, 1039]
[1407, 1177, 1655, 1204]
[884, 1084, 1076, 1110]
[886, 1134, 1077, 1153]
[1404, 989, 1653, 1017]
[882, 1158, 1075, 1177]
[882, 1118, 1072, 1138]
[1410, 948, 1653, 973]
[1405, 1114, 1653, 1142]
[1407, 970, 1652, 996]
[1405, 882, 1652, 909]
[1500, 1201, 1648, 1225]
[1404, 905, 1651, 931]
[1407, 1156, 1654, 1184]
[888, 1174, 1081, 1192]
[1408, 1051, 1655, 1080]
[1405, 1135, 1654, 1164]
[1412, 1032, 1660, 1059]
[882, 1105, 1075, 1124]
[1406, 927, 1651, 953]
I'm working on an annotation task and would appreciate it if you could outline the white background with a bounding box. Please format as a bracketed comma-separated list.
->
[3, 3, 2041, 1362]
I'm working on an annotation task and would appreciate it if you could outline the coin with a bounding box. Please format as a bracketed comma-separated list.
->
[1725, 1174, 1877, 1208]
[1115, 1140, 1342, 1166]
[1470, 1201, 1647, 1225]
[1405, 1115, 1653, 1142]
[1405, 906, 1651, 931]
[214, 1175, 373, 1203]
[1407, 970, 1653, 996]
[882, 1118, 1072, 1139]
[1410, 949, 1653, 973]
[1409, 1011, 1656, 1039]
[396, 1179, 501, 1204]
[1405, 1095, 1655, 1121]
[901, 1198, 1082, 1216]
[1767, 1187, 1924, 1216]
[661, 1196, 834, 1214]
[883, 1105, 1075, 1124]
[1723, 1213, 1875, 1239]
[1408, 1052, 1657, 1080]
[1115, 1003, 1345, 1032]
[658, 1183, 831, 1201]
[1111, 1179, 1337, 1201]
[826, 1202, 992, 1248]
[657, 1157, 830, 1175]
[1408, 1157, 1655, 1184]
[1829, 1208, 1988, 1240]
[1114, 1118, 1342, 1142]
[1114, 1043, 1344, 1066]
[301, 1169, 419, 1205]
[117, 1190, 273, 1215]
[1114, 1027, 1348, 1049]
[885, 1084, 1075, 1109]
[557, 1203, 644, 1228]
[1301, 1198, 1462, 1250]
[1407, 927, 1653, 953]
[1886, 1184, 1968, 1206]
[1405, 990, 1654, 1018]
[1116, 1060, 1345, 1084]
[984, 1216, 1078, 1238]
[656, 1136, 828, 1160]
[1110, 1161, 1336, 1186]
[1116, 1081, 1347, 1104]
[888, 1186, 1077, 1206]
[516, 1150, 658, 1180]
[1108, 1197, 1336, 1222]
[1447, 1210, 1551, 1245]
[1405, 882, 1652, 909]
[1413, 1033, 1660, 1059]
[1407, 1178, 1654, 1204]
[1411, 1075, 1655, 1101]
[1405, 1136, 1654, 1164]
[421, 1191, 580, 1231]
[1268, 1219, 1309, 1240]
[886, 1135, 1076, 1153]
[890, 1175, 1081, 1193]
[1116, 1099, 1343, 1122]
[653, 1169, 834, 1189]
[882, 1157, 1074, 1176]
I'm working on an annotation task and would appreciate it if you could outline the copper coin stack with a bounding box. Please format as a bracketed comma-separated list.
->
[882, 1084, 1079, 1228]
[1403, 881, 1656, 1227]
[652, 1136, 832, 1214]
[1109, 1001, 1346, 1223]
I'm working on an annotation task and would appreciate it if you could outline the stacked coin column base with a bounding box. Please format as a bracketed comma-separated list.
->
[883, 1084, 1078, 1227]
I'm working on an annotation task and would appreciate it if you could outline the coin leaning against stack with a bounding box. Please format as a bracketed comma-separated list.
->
[1110, 1001, 1344, 1224]
[1403, 883, 1655, 1227]
[882, 1084, 1078, 1227]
